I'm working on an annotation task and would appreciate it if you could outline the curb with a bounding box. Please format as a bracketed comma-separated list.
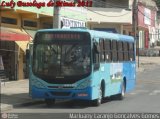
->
[1, 100, 44, 112]
[136, 67, 145, 73]
[1, 104, 13, 112]
[13, 100, 44, 107]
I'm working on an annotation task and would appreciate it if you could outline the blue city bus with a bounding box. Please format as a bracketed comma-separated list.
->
[27, 28, 136, 106]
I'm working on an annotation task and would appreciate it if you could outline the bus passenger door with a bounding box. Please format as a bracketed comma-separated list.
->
[93, 39, 101, 78]
[93, 40, 100, 71]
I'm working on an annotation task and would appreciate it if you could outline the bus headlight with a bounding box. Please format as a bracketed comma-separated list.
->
[76, 79, 92, 89]
[31, 79, 46, 89]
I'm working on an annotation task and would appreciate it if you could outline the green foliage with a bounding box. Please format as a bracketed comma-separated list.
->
[156, 0, 160, 6]
[157, 41, 160, 46]
[156, 0, 160, 11]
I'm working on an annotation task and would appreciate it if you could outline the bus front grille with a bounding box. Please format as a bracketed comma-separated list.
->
[48, 86, 74, 89]
[50, 92, 71, 96]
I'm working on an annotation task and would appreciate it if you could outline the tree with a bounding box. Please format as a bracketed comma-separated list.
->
[156, 0, 160, 16]
[156, 0, 160, 8]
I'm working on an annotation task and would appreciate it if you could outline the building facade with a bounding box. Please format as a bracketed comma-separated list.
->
[137, 0, 158, 49]
[0, 0, 87, 80]
[0, 0, 159, 80]
[86, 0, 159, 49]
[87, 0, 133, 34]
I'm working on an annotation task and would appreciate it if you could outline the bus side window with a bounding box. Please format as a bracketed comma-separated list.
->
[112, 40, 118, 62]
[104, 39, 112, 62]
[93, 41, 100, 70]
[129, 43, 135, 61]
[118, 41, 123, 61]
[99, 38, 105, 62]
[123, 42, 129, 61]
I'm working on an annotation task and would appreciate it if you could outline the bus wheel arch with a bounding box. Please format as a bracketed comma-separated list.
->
[101, 79, 105, 99]
[115, 77, 126, 100]
[93, 79, 105, 106]
[123, 77, 126, 92]
[119, 77, 126, 100]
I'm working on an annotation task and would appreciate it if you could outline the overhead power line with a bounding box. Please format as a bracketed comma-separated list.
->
[91, 0, 131, 9]
[138, 9, 157, 22]
[85, 7, 131, 17]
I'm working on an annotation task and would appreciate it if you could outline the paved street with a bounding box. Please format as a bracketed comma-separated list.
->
[5, 65, 160, 112]
[1, 57, 160, 119]
[2, 57, 160, 119]
[1, 0, 160, 118]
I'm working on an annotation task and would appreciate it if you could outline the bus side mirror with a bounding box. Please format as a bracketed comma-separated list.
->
[26, 49, 30, 60]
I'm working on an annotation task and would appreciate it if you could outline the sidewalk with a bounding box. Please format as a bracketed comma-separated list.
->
[0, 56, 160, 112]
[0, 80, 43, 112]
[136, 56, 160, 72]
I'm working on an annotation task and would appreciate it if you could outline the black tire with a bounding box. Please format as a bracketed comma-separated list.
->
[93, 86, 102, 106]
[116, 81, 125, 100]
[45, 99, 55, 107]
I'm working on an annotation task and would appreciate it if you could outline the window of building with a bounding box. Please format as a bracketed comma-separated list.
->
[129, 32, 132, 36]
[42, 22, 53, 29]
[123, 30, 126, 35]
[23, 20, 37, 28]
[1, 17, 17, 25]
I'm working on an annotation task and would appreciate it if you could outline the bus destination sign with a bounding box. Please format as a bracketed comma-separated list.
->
[44, 33, 81, 40]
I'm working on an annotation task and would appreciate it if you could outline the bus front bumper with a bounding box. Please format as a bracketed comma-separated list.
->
[31, 86, 95, 100]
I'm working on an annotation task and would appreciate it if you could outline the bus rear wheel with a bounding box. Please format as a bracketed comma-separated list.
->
[93, 86, 102, 106]
[45, 99, 55, 107]
[116, 81, 125, 100]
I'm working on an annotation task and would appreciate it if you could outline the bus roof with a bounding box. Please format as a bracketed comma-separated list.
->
[37, 28, 134, 42]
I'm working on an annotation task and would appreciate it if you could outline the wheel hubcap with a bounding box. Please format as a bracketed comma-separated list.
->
[98, 88, 102, 103]
[121, 85, 125, 97]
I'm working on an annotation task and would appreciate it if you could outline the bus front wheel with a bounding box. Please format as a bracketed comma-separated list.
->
[93, 86, 102, 106]
[45, 99, 55, 107]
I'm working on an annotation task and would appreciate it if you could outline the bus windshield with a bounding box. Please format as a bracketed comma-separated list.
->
[32, 32, 91, 80]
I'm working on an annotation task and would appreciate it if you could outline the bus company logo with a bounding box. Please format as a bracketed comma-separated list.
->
[1, 113, 18, 119]
[1, 113, 8, 119]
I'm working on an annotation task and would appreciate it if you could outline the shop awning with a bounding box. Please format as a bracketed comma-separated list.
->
[0, 27, 31, 41]
[24, 29, 36, 39]
[15, 41, 29, 52]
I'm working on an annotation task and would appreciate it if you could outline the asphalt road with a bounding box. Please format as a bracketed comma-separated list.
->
[5, 65, 160, 119]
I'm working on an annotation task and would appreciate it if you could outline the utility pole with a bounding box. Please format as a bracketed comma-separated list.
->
[132, 0, 139, 68]
[132, 0, 137, 37]
[53, 0, 61, 28]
